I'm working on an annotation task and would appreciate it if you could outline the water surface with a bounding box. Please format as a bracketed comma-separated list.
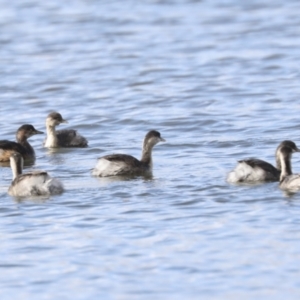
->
[1, 0, 300, 299]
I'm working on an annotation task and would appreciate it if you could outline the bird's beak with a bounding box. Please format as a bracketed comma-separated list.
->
[160, 137, 166, 142]
[34, 130, 44, 134]
[61, 119, 68, 124]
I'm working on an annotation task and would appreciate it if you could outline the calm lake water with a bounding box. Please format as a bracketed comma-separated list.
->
[1, 0, 300, 299]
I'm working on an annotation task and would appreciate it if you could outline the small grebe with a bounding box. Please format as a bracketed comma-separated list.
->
[44, 112, 88, 148]
[227, 140, 297, 183]
[278, 142, 300, 190]
[0, 124, 43, 162]
[92, 130, 165, 177]
[8, 152, 64, 197]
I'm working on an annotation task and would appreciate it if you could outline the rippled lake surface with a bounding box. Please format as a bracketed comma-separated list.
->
[1, 0, 300, 299]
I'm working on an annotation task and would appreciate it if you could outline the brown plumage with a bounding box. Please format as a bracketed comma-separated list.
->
[92, 130, 165, 177]
[227, 140, 299, 183]
[8, 152, 64, 197]
[0, 124, 43, 162]
[44, 112, 88, 148]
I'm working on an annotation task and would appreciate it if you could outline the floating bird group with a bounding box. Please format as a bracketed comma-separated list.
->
[227, 140, 300, 190]
[0, 112, 165, 198]
[2, 111, 300, 198]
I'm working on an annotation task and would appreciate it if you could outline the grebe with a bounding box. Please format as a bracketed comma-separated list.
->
[8, 152, 64, 197]
[0, 124, 43, 162]
[44, 112, 88, 148]
[92, 130, 165, 177]
[227, 140, 297, 183]
[278, 142, 300, 190]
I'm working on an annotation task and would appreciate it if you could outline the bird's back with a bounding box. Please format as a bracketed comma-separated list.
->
[9, 171, 63, 197]
[56, 129, 88, 147]
[0, 140, 28, 162]
[227, 158, 280, 183]
[280, 174, 300, 190]
[92, 154, 149, 177]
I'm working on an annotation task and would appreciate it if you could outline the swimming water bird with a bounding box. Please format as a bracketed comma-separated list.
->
[92, 130, 165, 177]
[227, 140, 297, 183]
[278, 142, 300, 190]
[8, 152, 64, 197]
[0, 124, 43, 162]
[44, 112, 88, 148]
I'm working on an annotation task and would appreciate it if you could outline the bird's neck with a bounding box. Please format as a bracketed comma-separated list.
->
[279, 152, 292, 181]
[45, 125, 58, 147]
[140, 142, 153, 167]
[16, 134, 34, 155]
[11, 159, 22, 180]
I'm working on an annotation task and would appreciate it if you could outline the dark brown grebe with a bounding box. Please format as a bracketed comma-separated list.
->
[44, 112, 88, 148]
[8, 152, 64, 197]
[227, 141, 297, 183]
[0, 124, 43, 162]
[278, 142, 300, 190]
[92, 130, 165, 177]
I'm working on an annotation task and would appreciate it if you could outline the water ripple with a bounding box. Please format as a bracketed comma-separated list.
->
[1, 0, 300, 299]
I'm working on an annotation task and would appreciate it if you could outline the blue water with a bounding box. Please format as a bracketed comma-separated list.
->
[1, 0, 300, 299]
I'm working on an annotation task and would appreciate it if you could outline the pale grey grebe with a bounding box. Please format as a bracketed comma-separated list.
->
[278, 142, 300, 190]
[8, 152, 64, 197]
[92, 130, 165, 177]
[227, 140, 297, 183]
[44, 112, 88, 148]
[0, 124, 43, 162]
